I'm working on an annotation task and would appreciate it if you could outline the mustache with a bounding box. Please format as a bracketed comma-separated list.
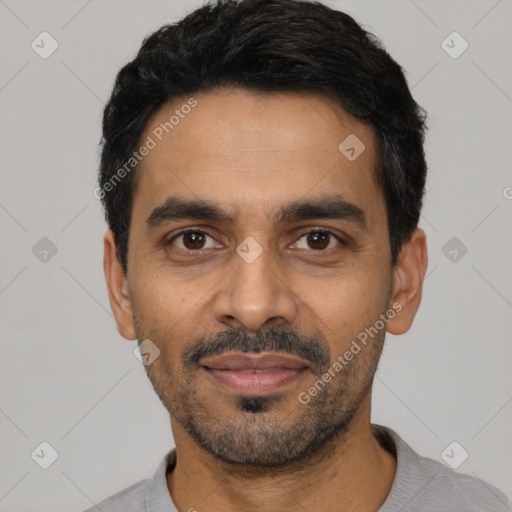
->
[182, 325, 331, 373]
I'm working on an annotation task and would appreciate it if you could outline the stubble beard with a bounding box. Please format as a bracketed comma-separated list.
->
[140, 328, 384, 469]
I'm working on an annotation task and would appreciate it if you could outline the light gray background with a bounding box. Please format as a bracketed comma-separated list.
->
[1, 0, 511, 510]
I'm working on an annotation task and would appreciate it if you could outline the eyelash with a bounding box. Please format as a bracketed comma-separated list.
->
[166, 227, 346, 252]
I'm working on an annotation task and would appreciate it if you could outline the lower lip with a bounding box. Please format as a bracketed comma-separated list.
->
[203, 367, 307, 394]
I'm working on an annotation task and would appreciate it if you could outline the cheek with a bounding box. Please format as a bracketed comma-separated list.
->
[131, 272, 207, 353]
[133, 269, 187, 321]
[300, 267, 388, 339]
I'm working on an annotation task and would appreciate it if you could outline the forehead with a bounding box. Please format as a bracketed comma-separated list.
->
[131, 87, 383, 229]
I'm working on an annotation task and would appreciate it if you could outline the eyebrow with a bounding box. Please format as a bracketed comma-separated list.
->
[146, 194, 367, 231]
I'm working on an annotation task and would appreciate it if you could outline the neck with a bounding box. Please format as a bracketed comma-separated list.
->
[166, 396, 397, 512]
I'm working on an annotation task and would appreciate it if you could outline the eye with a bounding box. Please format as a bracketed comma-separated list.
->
[167, 229, 219, 251]
[293, 230, 344, 251]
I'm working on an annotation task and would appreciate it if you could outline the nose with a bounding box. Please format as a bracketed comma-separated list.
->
[212, 242, 298, 332]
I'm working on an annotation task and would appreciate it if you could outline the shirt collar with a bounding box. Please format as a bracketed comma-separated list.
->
[374, 425, 422, 511]
[145, 448, 178, 512]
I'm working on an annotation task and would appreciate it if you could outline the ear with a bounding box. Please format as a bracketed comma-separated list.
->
[103, 229, 137, 340]
[386, 228, 428, 335]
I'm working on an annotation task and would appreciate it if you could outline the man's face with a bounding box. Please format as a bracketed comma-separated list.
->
[122, 88, 396, 466]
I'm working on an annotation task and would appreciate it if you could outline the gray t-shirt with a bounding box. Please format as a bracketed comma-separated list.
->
[83, 425, 511, 511]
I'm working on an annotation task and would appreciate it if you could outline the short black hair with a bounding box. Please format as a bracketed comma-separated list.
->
[98, 0, 428, 275]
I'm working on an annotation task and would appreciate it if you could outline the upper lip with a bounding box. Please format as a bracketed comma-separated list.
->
[200, 352, 309, 370]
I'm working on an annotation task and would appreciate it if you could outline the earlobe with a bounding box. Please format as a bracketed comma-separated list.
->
[103, 230, 138, 340]
[386, 229, 428, 336]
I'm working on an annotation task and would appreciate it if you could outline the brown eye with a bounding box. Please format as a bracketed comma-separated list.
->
[306, 231, 330, 249]
[182, 232, 206, 249]
[168, 230, 218, 251]
[294, 230, 343, 251]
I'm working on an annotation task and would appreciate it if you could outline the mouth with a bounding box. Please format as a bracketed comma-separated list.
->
[200, 352, 309, 395]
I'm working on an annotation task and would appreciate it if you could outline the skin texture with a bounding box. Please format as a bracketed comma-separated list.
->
[103, 87, 428, 511]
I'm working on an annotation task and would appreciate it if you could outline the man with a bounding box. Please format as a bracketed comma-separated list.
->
[88, 0, 511, 510]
